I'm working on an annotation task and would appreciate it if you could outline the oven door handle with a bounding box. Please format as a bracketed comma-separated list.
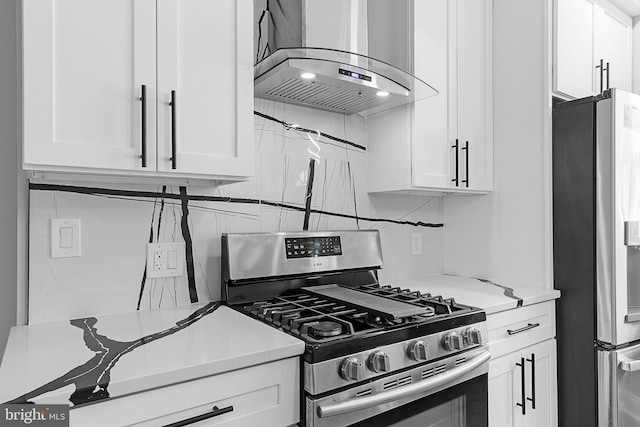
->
[317, 350, 491, 419]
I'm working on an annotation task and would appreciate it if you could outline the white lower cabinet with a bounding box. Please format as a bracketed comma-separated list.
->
[489, 338, 558, 427]
[70, 358, 299, 427]
[487, 301, 558, 427]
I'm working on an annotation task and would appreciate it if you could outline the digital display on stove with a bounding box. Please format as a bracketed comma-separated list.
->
[285, 236, 342, 259]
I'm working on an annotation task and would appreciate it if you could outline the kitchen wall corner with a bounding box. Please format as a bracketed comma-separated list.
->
[442, 0, 553, 289]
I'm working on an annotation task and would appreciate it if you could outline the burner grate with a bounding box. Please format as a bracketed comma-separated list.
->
[240, 283, 477, 344]
[354, 284, 474, 316]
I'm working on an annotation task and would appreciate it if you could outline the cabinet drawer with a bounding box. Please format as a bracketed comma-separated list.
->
[71, 357, 299, 427]
[487, 301, 556, 358]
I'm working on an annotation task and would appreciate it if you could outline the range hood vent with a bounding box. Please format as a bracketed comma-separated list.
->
[253, 0, 438, 116]
[254, 47, 438, 116]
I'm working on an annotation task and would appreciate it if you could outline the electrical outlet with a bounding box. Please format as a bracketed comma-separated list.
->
[147, 243, 185, 278]
[411, 233, 423, 256]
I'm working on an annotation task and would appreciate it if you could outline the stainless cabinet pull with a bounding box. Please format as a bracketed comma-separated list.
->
[140, 85, 147, 167]
[527, 353, 536, 409]
[507, 323, 540, 335]
[605, 62, 610, 90]
[516, 357, 526, 415]
[163, 405, 233, 427]
[452, 139, 459, 186]
[595, 59, 604, 94]
[170, 90, 177, 170]
[461, 140, 469, 187]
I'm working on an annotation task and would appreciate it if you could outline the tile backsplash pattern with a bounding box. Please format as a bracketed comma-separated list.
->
[28, 100, 445, 323]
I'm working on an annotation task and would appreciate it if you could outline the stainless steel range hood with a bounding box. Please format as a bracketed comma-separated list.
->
[253, 0, 438, 116]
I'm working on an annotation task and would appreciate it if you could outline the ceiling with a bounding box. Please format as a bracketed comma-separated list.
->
[608, 0, 640, 18]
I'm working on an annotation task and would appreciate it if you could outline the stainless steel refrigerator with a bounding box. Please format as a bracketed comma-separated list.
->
[554, 88, 640, 426]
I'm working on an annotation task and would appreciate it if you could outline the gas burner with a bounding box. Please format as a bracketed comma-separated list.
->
[308, 321, 343, 338]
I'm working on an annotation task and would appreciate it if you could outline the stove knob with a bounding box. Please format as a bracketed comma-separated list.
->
[340, 357, 364, 381]
[443, 332, 464, 351]
[464, 327, 483, 345]
[368, 351, 391, 373]
[407, 340, 429, 361]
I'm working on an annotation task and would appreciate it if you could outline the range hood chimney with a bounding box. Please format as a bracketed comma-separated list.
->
[254, 0, 438, 116]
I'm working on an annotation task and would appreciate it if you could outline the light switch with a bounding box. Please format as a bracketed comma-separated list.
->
[60, 227, 73, 248]
[167, 250, 178, 270]
[51, 218, 81, 258]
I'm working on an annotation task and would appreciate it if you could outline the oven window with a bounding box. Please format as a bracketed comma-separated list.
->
[350, 374, 488, 427]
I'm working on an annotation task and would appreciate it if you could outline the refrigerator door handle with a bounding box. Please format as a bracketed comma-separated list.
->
[619, 354, 640, 372]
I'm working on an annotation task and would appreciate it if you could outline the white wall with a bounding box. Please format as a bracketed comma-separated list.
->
[443, 0, 552, 288]
[0, 0, 20, 359]
[28, 99, 444, 323]
[633, 16, 640, 94]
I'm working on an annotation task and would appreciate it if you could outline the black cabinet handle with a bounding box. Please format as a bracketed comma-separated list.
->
[605, 62, 610, 90]
[451, 139, 459, 186]
[596, 59, 604, 94]
[461, 141, 469, 188]
[163, 405, 233, 427]
[140, 85, 147, 168]
[516, 357, 526, 415]
[507, 323, 540, 335]
[527, 353, 536, 410]
[170, 90, 177, 170]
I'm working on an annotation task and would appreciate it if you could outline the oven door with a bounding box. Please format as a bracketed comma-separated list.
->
[306, 347, 490, 427]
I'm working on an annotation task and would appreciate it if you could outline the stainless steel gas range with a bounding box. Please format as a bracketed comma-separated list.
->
[222, 230, 489, 427]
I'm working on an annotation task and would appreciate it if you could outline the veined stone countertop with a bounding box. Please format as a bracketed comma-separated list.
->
[0, 303, 304, 407]
[391, 274, 560, 315]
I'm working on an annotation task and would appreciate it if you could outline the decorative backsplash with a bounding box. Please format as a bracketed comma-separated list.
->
[27, 99, 445, 323]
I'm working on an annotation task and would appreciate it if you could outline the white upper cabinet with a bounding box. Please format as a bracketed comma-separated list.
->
[156, 0, 253, 178]
[22, 0, 157, 172]
[454, 0, 492, 192]
[367, 0, 493, 195]
[22, 0, 254, 182]
[554, 0, 631, 99]
[593, 3, 632, 93]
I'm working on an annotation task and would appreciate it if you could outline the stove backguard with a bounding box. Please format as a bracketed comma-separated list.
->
[221, 230, 383, 304]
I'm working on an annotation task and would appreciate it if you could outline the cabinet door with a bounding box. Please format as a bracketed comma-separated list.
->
[23, 0, 156, 171]
[522, 339, 558, 427]
[553, 0, 596, 98]
[156, 0, 254, 178]
[411, 0, 451, 189]
[594, 4, 631, 92]
[488, 353, 524, 427]
[455, 0, 492, 191]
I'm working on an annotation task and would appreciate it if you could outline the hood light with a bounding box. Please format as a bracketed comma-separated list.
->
[300, 72, 316, 80]
[376, 90, 390, 97]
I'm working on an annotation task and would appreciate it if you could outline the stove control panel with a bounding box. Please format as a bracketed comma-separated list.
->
[304, 322, 488, 395]
[285, 236, 342, 259]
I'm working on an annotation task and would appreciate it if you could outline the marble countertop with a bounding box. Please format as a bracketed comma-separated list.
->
[391, 274, 560, 315]
[0, 303, 304, 407]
